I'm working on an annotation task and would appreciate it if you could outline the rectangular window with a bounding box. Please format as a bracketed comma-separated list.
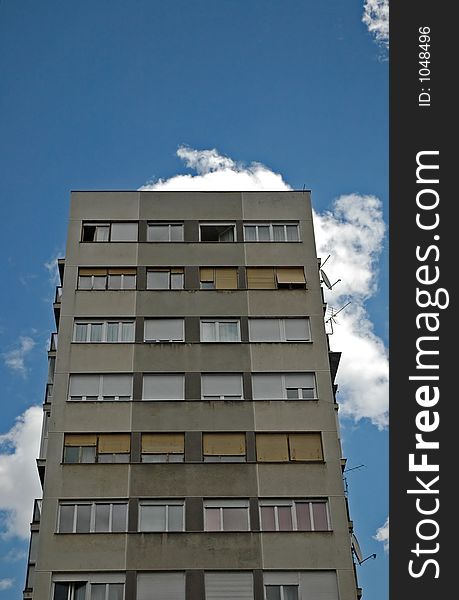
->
[201, 374, 243, 399]
[82, 222, 138, 242]
[265, 585, 299, 600]
[137, 573, 185, 600]
[259, 500, 329, 531]
[90, 583, 124, 600]
[141, 433, 185, 463]
[147, 223, 184, 242]
[246, 268, 306, 290]
[54, 582, 87, 600]
[203, 433, 246, 462]
[142, 374, 184, 400]
[199, 223, 236, 242]
[199, 267, 238, 290]
[256, 433, 323, 462]
[77, 269, 136, 290]
[205, 572, 253, 600]
[54, 581, 125, 600]
[58, 502, 128, 533]
[73, 321, 135, 343]
[147, 268, 184, 290]
[68, 374, 133, 401]
[200, 320, 240, 342]
[139, 501, 184, 532]
[144, 319, 184, 342]
[252, 373, 316, 400]
[248, 318, 311, 342]
[204, 500, 250, 531]
[263, 572, 339, 600]
[243, 223, 299, 242]
[63, 434, 131, 464]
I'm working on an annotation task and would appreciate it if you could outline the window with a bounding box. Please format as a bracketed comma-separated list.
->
[68, 374, 133, 401]
[73, 321, 135, 343]
[82, 222, 138, 242]
[54, 580, 125, 600]
[139, 501, 184, 532]
[137, 573, 185, 600]
[141, 433, 185, 462]
[77, 269, 136, 290]
[63, 434, 131, 464]
[58, 502, 128, 533]
[263, 572, 339, 600]
[205, 572, 253, 600]
[243, 223, 299, 242]
[246, 268, 306, 289]
[90, 584, 124, 600]
[248, 318, 311, 342]
[204, 500, 250, 531]
[199, 223, 236, 242]
[252, 373, 316, 400]
[147, 268, 184, 290]
[201, 374, 243, 400]
[259, 500, 329, 531]
[255, 433, 323, 462]
[200, 320, 240, 342]
[144, 319, 184, 342]
[203, 433, 246, 462]
[199, 267, 238, 290]
[147, 223, 183, 242]
[142, 374, 184, 400]
[54, 582, 87, 600]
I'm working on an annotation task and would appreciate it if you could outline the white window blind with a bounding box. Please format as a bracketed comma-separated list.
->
[144, 319, 184, 342]
[201, 374, 243, 399]
[248, 318, 310, 342]
[110, 222, 138, 241]
[204, 572, 253, 600]
[252, 373, 316, 400]
[69, 374, 132, 400]
[142, 374, 184, 400]
[137, 573, 185, 600]
[69, 375, 100, 398]
[252, 374, 283, 399]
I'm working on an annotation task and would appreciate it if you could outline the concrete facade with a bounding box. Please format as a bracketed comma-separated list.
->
[25, 191, 360, 600]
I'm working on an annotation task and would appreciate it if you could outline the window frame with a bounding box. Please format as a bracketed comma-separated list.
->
[147, 222, 184, 242]
[142, 374, 185, 401]
[252, 373, 317, 401]
[248, 318, 311, 342]
[146, 268, 184, 290]
[81, 221, 138, 243]
[200, 319, 241, 343]
[243, 222, 300, 242]
[68, 374, 133, 402]
[140, 433, 185, 463]
[264, 584, 299, 600]
[202, 433, 247, 463]
[201, 373, 244, 400]
[255, 432, 324, 463]
[203, 499, 250, 531]
[144, 319, 185, 343]
[57, 501, 128, 533]
[63, 434, 131, 464]
[73, 320, 135, 343]
[259, 499, 330, 532]
[199, 222, 237, 242]
[138, 500, 185, 532]
[77, 270, 137, 291]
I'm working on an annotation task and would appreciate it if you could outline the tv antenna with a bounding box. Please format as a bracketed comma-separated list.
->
[319, 255, 341, 290]
[352, 533, 377, 566]
[325, 302, 351, 334]
[343, 464, 365, 496]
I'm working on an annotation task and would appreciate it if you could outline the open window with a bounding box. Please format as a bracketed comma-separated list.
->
[199, 267, 238, 290]
[199, 223, 236, 242]
[81, 222, 138, 242]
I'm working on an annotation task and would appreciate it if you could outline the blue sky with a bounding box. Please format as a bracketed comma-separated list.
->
[0, 1, 388, 598]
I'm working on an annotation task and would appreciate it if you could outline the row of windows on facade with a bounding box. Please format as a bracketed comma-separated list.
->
[56, 498, 330, 533]
[62, 432, 324, 463]
[76, 267, 306, 290]
[72, 317, 312, 343]
[66, 373, 317, 401]
[51, 571, 338, 600]
[81, 221, 301, 243]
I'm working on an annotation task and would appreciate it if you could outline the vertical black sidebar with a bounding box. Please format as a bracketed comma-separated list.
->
[391, 4, 453, 599]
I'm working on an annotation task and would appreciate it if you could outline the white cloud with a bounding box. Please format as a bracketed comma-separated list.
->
[2, 548, 27, 563]
[44, 251, 63, 286]
[2, 336, 36, 376]
[0, 406, 42, 539]
[139, 145, 290, 192]
[374, 516, 389, 552]
[140, 146, 388, 427]
[362, 0, 389, 47]
[0, 579, 14, 591]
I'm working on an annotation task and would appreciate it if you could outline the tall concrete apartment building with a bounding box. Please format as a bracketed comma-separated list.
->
[24, 191, 361, 600]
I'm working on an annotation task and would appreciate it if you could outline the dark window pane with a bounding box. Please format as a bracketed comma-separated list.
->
[222, 507, 248, 531]
[81, 446, 96, 463]
[75, 505, 91, 532]
[258, 226, 270, 241]
[286, 225, 299, 241]
[74, 583, 87, 600]
[284, 586, 299, 600]
[278, 506, 293, 531]
[170, 225, 183, 241]
[265, 586, 281, 600]
[59, 505, 74, 533]
[286, 388, 300, 399]
[108, 275, 122, 289]
[90, 584, 105, 600]
[95, 504, 110, 532]
[82, 225, 96, 241]
[93, 276, 106, 290]
[244, 226, 256, 241]
[112, 504, 127, 532]
[108, 584, 124, 600]
[168, 505, 184, 531]
[295, 502, 312, 531]
[312, 502, 329, 530]
[260, 506, 276, 530]
[63, 446, 79, 463]
[54, 583, 70, 600]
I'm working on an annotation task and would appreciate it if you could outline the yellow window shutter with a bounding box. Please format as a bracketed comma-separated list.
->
[170, 267, 184, 274]
[203, 433, 246, 455]
[288, 433, 323, 461]
[78, 268, 108, 276]
[108, 268, 137, 275]
[215, 268, 238, 289]
[141, 433, 184, 454]
[64, 434, 97, 446]
[98, 434, 131, 454]
[246, 268, 276, 289]
[256, 434, 289, 461]
[200, 268, 215, 282]
[276, 267, 306, 284]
